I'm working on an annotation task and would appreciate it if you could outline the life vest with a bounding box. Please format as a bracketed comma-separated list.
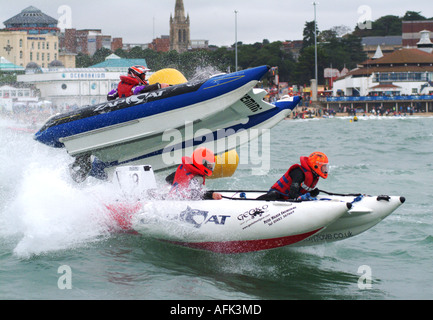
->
[117, 76, 140, 98]
[271, 156, 319, 199]
[170, 157, 205, 197]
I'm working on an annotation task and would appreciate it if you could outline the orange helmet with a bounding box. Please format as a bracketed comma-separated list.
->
[307, 152, 329, 179]
[128, 65, 150, 84]
[192, 147, 215, 176]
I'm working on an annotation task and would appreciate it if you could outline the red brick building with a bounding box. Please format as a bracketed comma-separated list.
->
[111, 38, 123, 52]
[402, 20, 433, 47]
[149, 36, 170, 52]
[59, 28, 123, 56]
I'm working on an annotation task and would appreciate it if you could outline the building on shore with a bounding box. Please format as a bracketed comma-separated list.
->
[402, 20, 433, 48]
[332, 47, 433, 97]
[0, 55, 38, 113]
[0, 56, 25, 72]
[90, 53, 148, 71]
[0, 31, 59, 69]
[170, 0, 190, 53]
[16, 54, 147, 108]
[0, 83, 38, 113]
[0, 6, 60, 69]
[3, 6, 59, 35]
[361, 36, 402, 59]
[149, 36, 170, 52]
[169, 0, 208, 52]
[326, 31, 433, 114]
[59, 28, 123, 56]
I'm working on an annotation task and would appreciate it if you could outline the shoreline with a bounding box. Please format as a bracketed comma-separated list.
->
[286, 112, 433, 120]
[334, 112, 433, 118]
[288, 109, 433, 119]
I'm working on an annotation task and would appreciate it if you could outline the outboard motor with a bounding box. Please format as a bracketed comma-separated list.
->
[114, 165, 157, 200]
[69, 154, 92, 183]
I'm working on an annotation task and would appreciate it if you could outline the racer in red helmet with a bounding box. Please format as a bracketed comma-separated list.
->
[166, 147, 222, 200]
[128, 65, 150, 85]
[107, 65, 165, 100]
[257, 152, 329, 201]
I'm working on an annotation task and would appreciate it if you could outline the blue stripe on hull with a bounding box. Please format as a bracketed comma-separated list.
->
[34, 66, 270, 148]
[89, 96, 301, 178]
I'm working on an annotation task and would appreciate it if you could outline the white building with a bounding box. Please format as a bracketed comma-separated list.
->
[16, 54, 150, 109]
[0, 84, 38, 112]
[332, 47, 433, 97]
[17, 67, 122, 108]
[333, 31, 433, 98]
[16, 54, 149, 109]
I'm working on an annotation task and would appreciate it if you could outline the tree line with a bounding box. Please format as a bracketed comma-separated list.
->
[353, 11, 432, 37]
[75, 10, 430, 87]
[77, 36, 358, 88]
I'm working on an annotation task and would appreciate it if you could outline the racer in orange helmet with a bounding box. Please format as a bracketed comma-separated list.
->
[166, 147, 222, 200]
[307, 152, 329, 179]
[257, 152, 329, 201]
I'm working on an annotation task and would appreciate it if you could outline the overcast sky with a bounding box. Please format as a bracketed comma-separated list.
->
[1, 0, 433, 46]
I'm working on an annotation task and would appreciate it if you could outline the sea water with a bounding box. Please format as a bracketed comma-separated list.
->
[0, 115, 432, 300]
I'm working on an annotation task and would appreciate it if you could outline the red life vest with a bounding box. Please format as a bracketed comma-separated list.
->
[271, 156, 319, 199]
[117, 76, 140, 98]
[170, 157, 205, 197]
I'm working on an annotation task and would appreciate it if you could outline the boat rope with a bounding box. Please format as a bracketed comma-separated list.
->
[318, 189, 362, 197]
[218, 191, 303, 203]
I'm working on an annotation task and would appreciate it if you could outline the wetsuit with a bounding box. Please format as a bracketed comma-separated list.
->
[257, 156, 320, 200]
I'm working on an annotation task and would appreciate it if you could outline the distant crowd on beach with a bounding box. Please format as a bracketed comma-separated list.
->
[344, 105, 416, 117]
[289, 104, 433, 119]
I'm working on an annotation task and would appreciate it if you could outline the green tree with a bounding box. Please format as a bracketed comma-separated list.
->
[114, 48, 128, 58]
[302, 21, 319, 51]
[0, 72, 19, 85]
[342, 34, 367, 68]
[236, 41, 295, 82]
[353, 15, 401, 36]
[75, 52, 93, 68]
[402, 11, 427, 21]
[293, 46, 326, 86]
[92, 47, 113, 65]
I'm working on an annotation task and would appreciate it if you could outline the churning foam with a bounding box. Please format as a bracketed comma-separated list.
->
[2, 164, 115, 258]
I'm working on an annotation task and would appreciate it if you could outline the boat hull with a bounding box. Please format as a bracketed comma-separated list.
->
[89, 91, 301, 178]
[106, 197, 350, 253]
[296, 194, 405, 246]
[217, 191, 405, 247]
[104, 166, 404, 253]
[33, 66, 303, 180]
[34, 66, 270, 150]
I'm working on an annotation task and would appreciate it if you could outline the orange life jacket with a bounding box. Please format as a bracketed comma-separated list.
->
[271, 156, 319, 199]
[170, 157, 206, 198]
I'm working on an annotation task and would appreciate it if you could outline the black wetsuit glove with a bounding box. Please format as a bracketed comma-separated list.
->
[310, 188, 320, 197]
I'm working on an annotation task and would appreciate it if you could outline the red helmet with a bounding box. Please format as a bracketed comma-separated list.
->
[192, 147, 215, 177]
[128, 65, 150, 84]
[307, 152, 329, 179]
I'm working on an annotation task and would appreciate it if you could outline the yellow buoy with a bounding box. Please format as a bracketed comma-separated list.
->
[209, 150, 239, 179]
[148, 68, 188, 86]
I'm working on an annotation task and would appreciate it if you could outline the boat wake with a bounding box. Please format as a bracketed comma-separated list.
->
[0, 159, 194, 258]
[0, 165, 116, 258]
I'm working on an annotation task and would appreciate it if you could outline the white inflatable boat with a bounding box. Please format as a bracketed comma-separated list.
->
[103, 165, 405, 253]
